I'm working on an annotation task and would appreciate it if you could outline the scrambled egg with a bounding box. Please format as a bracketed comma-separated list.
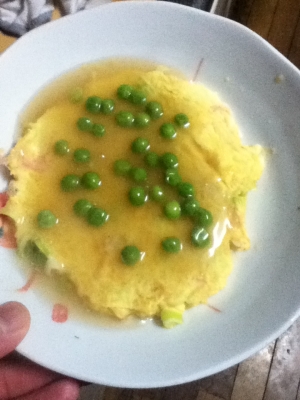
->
[3, 63, 264, 326]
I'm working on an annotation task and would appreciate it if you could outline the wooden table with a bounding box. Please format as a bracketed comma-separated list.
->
[1, 1, 300, 399]
[233, 0, 300, 69]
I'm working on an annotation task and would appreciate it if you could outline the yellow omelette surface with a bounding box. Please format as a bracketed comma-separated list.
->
[4, 64, 264, 322]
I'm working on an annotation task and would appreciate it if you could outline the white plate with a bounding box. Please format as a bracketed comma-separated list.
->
[1, 1, 300, 388]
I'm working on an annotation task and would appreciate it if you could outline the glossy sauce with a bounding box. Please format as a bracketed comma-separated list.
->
[9, 59, 235, 319]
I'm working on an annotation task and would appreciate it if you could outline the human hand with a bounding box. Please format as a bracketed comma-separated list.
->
[0, 301, 80, 399]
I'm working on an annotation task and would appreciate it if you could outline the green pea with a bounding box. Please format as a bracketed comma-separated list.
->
[54, 140, 69, 155]
[131, 137, 150, 153]
[150, 185, 164, 202]
[37, 210, 58, 229]
[114, 159, 132, 176]
[81, 172, 101, 190]
[165, 168, 182, 186]
[130, 167, 147, 182]
[134, 112, 151, 128]
[69, 87, 83, 104]
[92, 123, 106, 137]
[146, 101, 163, 120]
[87, 207, 109, 227]
[144, 151, 160, 167]
[73, 199, 93, 217]
[116, 111, 135, 127]
[121, 245, 141, 266]
[101, 99, 115, 114]
[129, 186, 147, 206]
[175, 113, 190, 128]
[77, 117, 93, 131]
[191, 226, 210, 248]
[162, 237, 182, 253]
[85, 96, 102, 114]
[177, 182, 195, 198]
[182, 198, 200, 216]
[73, 148, 91, 163]
[164, 200, 181, 220]
[160, 123, 177, 140]
[61, 174, 81, 191]
[193, 207, 213, 228]
[161, 152, 179, 169]
[117, 84, 133, 100]
[129, 89, 147, 105]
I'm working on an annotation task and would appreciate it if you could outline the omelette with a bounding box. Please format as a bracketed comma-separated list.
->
[2, 61, 264, 328]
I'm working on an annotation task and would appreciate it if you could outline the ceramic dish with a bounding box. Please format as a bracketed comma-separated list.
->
[1, 1, 300, 388]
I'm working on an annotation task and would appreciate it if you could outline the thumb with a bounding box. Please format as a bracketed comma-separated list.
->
[0, 302, 31, 358]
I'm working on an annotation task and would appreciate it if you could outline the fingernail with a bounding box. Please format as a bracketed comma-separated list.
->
[0, 301, 30, 336]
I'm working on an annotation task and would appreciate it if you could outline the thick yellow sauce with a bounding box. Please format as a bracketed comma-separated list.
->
[5, 59, 263, 323]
